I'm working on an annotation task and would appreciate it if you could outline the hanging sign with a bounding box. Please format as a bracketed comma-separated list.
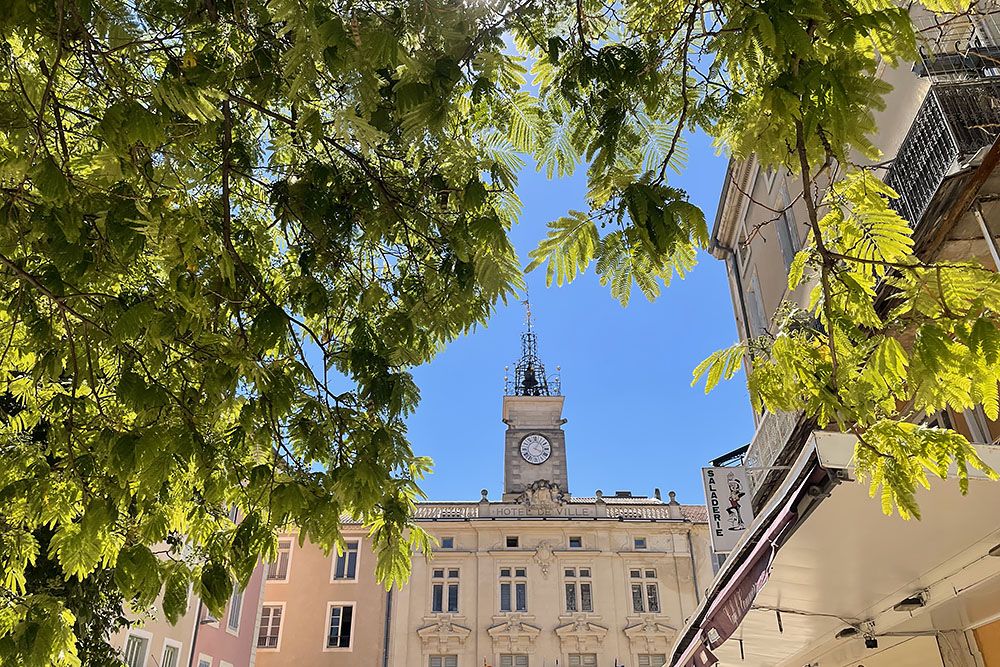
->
[701, 467, 754, 553]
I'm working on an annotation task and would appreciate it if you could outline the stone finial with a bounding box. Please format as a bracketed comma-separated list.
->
[595, 490, 604, 503]
[654, 487, 662, 500]
[481, 488, 489, 501]
[668, 490, 678, 504]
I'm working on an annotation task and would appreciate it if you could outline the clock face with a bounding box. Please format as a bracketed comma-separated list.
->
[520, 434, 551, 465]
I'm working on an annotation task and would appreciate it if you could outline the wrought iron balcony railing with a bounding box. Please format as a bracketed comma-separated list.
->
[884, 78, 1000, 226]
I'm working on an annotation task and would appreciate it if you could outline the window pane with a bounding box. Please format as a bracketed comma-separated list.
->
[569, 537, 582, 548]
[432, 583, 444, 612]
[445, 657, 457, 667]
[639, 655, 667, 667]
[645, 569, 656, 578]
[646, 583, 660, 613]
[500, 568, 511, 577]
[579, 568, 590, 577]
[565, 583, 577, 612]
[346, 550, 358, 578]
[339, 606, 353, 647]
[564, 568, 575, 577]
[506, 536, 519, 547]
[634, 538, 647, 549]
[580, 582, 593, 612]
[441, 537, 454, 549]
[448, 569, 459, 578]
[433, 568, 445, 578]
[630, 569, 642, 578]
[447, 583, 459, 613]
[431, 658, 442, 667]
[500, 582, 511, 612]
[515, 582, 527, 611]
[515, 568, 526, 577]
[631, 583, 644, 612]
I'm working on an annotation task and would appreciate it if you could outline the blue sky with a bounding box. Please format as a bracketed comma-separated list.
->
[405, 131, 755, 505]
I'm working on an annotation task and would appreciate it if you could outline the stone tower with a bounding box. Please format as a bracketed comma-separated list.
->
[502, 302, 568, 501]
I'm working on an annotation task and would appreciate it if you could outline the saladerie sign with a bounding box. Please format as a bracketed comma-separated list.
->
[702, 467, 754, 553]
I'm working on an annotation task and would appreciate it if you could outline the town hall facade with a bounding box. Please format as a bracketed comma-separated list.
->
[254, 316, 714, 667]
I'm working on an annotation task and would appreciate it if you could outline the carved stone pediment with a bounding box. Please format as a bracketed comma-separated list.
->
[417, 616, 472, 653]
[488, 614, 541, 653]
[624, 618, 677, 654]
[515, 480, 566, 512]
[555, 617, 609, 653]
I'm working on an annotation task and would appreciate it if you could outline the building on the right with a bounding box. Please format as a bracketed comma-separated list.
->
[669, 6, 1000, 667]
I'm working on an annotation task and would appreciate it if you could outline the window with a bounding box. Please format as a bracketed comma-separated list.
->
[569, 655, 597, 667]
[638, 655, 667, 667]
[499, 567, 527, 612]
[432, 568, 460, 613]
[564, 568, 593, 613]
[568, 536, 582, 549]
[267, 539, 292, 581]
[257, 604, 283, 649]
[326, 604, 354, 649]
[227, 586, 243, 632]
[506, 536, 519, 548]
[430, 656, 458, 667]
[633, 537, 647, 550]
[197, 657, 212, 667]
[776, 203, 799, 271]
[123, 634, 150, 667]
[161, 643, 180, 667]
[333, 540, 359, 580]
[440, 537, 455, 549]
[630, 569, 660, 613]
[500, 655, 528, 667]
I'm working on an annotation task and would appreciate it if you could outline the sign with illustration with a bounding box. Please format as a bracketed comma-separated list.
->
[702, 467, 754, 553]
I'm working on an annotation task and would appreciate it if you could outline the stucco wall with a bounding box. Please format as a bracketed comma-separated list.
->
[193, 561, 266, 667]
[255, 531, 389, 667]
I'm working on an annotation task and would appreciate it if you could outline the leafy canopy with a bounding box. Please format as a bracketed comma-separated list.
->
[0, 0, 995, 662]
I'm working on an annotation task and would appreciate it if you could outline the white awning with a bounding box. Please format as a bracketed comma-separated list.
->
[672, 433, 1000, 667]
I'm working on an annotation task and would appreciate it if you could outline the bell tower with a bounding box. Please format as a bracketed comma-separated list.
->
[502, 301, 568, 502]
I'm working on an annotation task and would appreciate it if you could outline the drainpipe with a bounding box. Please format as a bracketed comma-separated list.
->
[187, 600, 204, 667]
[687, 531, 701, 604]
[710, 239, 754, 343]
[381, 588, 393, 667]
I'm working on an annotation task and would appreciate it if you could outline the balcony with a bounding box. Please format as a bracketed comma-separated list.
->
[884, 78, 1000, 227]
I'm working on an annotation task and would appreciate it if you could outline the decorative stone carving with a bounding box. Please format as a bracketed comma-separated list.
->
[533, 541, 555, 577]
[555, 617, 609, 653]
[416, 616, 472, 654]
[487, 614, 541, 653]
[624, 618, 677, 654]
[515, 480, 566, 512]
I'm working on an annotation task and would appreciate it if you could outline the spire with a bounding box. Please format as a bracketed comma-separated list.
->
[504, 297, 561, 397]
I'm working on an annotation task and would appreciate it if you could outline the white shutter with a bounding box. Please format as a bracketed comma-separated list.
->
[161, 645, 179, 667]
[123, 635, 149, 667]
